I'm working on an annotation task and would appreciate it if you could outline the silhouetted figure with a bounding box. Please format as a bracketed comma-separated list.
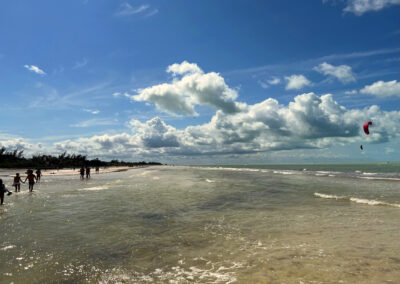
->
[13, 173, 24, 192]
[24, 169, 37, 192]
[95, 166, 99, 174]
[79, 167, 85, 180]
[36, 169, 42, 181]
[85, 167, 91, 179]
[360, 145, 363, 150]
[1, 179, 11, 205]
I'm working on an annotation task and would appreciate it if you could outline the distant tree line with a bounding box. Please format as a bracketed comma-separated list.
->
[0, 147, 162, 169]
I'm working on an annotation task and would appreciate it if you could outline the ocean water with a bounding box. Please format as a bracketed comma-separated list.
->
[0, 163, 399, 283]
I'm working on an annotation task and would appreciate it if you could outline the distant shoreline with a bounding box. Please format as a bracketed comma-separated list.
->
[0, 165, 148, 177]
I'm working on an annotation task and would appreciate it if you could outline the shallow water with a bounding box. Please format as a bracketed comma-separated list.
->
[1, 165, 400, 283]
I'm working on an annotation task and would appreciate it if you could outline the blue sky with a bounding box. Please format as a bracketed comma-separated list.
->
[0, 0, 399, 164]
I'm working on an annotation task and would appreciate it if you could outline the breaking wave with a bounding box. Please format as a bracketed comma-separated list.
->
[314, 193, 400, 208]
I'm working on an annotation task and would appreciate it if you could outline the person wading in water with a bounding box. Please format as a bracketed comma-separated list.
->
[24, 170, 37, 192]
[13, 173, 24, 192]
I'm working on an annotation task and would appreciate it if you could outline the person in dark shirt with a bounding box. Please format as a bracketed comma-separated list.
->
[79, 167, 85, 180]
[35, 169, 42, 181]
[0, 179, 11, 205]
[85, 167, 91, 179]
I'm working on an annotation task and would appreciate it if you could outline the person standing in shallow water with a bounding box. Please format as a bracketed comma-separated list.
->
[85, 167, 91, 179]
[79, 167, 85, 180]
[35, 169, 42, 182]
[0, 179, 11, 205]
[13, 173, 24, 192]
[24, 170, 37, 192]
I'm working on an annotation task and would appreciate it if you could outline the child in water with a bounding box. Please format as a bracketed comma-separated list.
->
[24, 170, 37, 192]
[13, 173, 24, 192]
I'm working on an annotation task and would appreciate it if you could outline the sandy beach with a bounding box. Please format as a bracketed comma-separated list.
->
[0, 166, 143, 178]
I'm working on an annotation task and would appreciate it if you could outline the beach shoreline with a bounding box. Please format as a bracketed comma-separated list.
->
[0, 166, 147, 177]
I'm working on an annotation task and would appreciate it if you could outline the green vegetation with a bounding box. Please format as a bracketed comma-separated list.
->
[0, 147, 161, 168]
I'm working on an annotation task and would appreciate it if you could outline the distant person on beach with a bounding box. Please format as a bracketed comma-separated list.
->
[24, 170, 37, 192]
[0, 179, 11, 205]
[95, 166, 99, 174]
[79, 167, 85, 180]
[13, 173, 24, 192]
[35, 169, 42, 181]
[86, 167, 91, 179]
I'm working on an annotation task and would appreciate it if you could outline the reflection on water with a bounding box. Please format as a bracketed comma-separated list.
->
[1, 166, 400, 283]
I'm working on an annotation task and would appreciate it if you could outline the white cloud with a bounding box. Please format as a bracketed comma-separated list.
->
[268, 77, 281, 85]
[258, 81, 269, 89]
[129, 62, 243, 115]
[24, 65, 46, 75]
[344, 89, 358, 95]
[83, 108, 100, 115]
[70, 118, 118, 128]
[167, 61, 203, 76]
[112, 92, 122, 98]
[313, 62, 356, 84]
[115, 3, 149, 17]
[343, 0, 400, 15]
[285, 74, 312, 90]
[360, 80, 400, 97]
[258, 77, 281, 88]
[129, 117, 179, 148]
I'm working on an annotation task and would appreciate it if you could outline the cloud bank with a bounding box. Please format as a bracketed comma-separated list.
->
[3, 62, 399, 162]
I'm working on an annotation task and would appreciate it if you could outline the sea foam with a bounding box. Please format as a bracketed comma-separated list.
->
[314, 193, 400, 208]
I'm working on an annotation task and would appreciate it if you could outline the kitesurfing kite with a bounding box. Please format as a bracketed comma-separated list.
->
[360, 121, 372, 150]
[363, 121, 372, 135]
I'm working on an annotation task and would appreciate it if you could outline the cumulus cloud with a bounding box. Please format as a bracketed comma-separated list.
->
[343, 0, 400, 15]
[0, 138, 43, 155]
[313, 62, 356, 84]
[24, 65, 46, 75]
[130, 62, 243, 115]
[167, 61, 203, 76]
[360, 80, 400, 97]
[115, 2, 149, 17]
[285, 75, 312, 90]
[129, 117, 180, 148]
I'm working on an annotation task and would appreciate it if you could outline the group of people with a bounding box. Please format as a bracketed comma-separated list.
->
[79, 166, 99, 179]
[0, 169, 41, 205]
[1, 166, 101, 205]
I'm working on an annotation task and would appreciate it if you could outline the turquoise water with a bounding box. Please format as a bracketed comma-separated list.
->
[1, 164, 400, 283]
